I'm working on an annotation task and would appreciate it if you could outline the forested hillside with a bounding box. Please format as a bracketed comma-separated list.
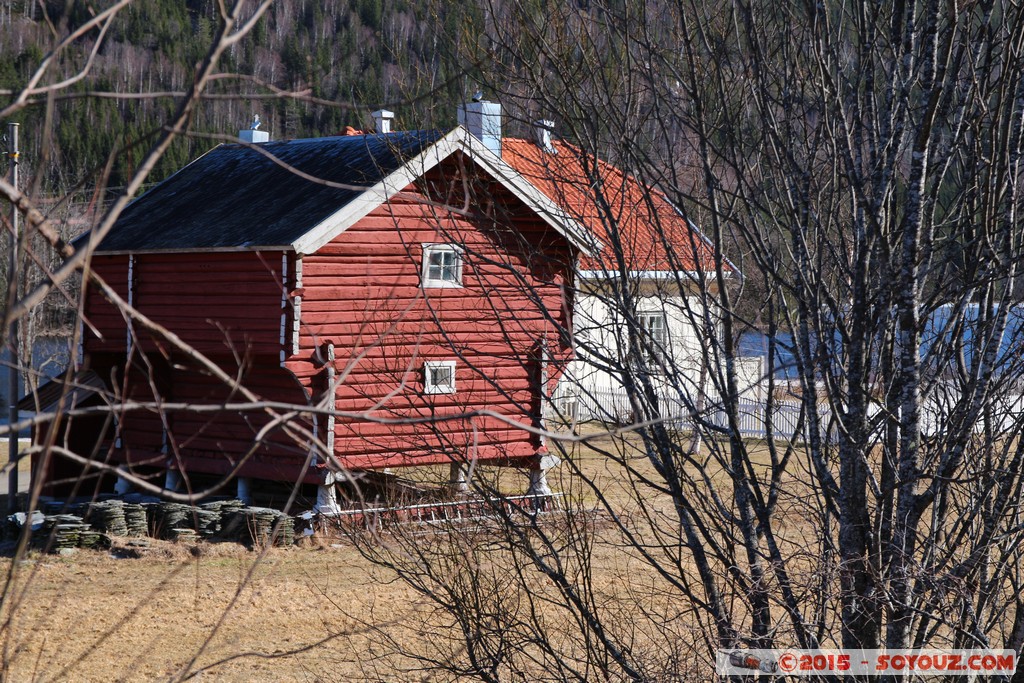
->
[0, 0, 488, 195]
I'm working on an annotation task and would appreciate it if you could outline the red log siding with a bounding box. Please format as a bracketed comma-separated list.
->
[286, 168, 575, 470]
[84, 255, 131, 354]
[83, 159, 576, 483]
[101, 355, 313, 478]
[84, 252, 286, 356]
[84, 252, 311, 480]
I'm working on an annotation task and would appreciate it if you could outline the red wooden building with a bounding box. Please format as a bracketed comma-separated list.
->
[39, 107, 596, 509]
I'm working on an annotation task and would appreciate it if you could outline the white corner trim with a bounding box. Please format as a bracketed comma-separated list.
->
[279, 253, 289, 365]
[325, 342, 336, 459]
[291, 257, 303, 355]
[290, 127, 601, 256]
[126, 254, 135, 354]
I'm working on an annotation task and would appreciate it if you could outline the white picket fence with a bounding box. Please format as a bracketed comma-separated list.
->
[552, 386, 837, 443]
[554, 384, 1024, 442]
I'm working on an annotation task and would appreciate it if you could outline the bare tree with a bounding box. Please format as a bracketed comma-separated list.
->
[0, 2, 386, 679]
[1, 3, 587, 680]
[338, 0, 1024, 680]
[5, 0, 1024, 681]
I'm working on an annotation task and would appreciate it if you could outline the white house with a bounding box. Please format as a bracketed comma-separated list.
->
[501, 125, 762, 424]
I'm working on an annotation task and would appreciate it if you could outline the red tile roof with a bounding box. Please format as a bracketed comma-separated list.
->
[502, 138, 727, 275]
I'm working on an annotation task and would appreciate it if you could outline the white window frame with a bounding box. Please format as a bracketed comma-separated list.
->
[421, 243, 463, 288]
[424, 360, 457, 394]
[638, 310, 669, 366]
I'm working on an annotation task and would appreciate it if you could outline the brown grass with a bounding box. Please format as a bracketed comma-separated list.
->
[0, 441, 33, 473]
[0, 430, 783, 681]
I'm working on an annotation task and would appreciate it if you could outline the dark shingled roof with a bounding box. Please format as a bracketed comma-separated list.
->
[88, 130, 446, 253]
[17, 370, 108, 413]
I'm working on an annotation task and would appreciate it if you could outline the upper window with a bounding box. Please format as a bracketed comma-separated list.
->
[422, 244, 463, 288]
[424, 360, 457, 394]
[638, 311, 669, 366]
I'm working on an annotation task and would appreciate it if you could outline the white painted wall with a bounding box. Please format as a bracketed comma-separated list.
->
[558, 280, 707, 414]
[555, 277, 764, 422]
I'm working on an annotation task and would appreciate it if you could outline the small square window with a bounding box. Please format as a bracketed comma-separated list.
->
[424, 360, 457, 394]
[422, 244, 463, 288]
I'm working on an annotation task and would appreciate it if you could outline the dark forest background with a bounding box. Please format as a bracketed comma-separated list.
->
[0, 0, 502, 195]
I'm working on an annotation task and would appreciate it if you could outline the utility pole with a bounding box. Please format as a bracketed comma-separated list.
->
[6, 122, 19, 513]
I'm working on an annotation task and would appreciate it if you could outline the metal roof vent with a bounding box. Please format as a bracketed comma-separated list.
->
[533, 119, 556, 154]
[371, 109, 394, 134]
[239, 114, 269, 143]
[458, 100, 501, 156]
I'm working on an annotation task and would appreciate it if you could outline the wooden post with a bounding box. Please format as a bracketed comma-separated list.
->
[448, 461, 468, 493]
[236, 477, 253, 505]
[6, 122, 19, 513]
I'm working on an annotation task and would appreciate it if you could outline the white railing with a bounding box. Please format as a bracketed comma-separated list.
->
[553, 381, 1024, 443]
[551, 386, 836, 443]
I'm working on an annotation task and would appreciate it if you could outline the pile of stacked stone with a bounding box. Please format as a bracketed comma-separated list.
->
[216, 500, 247, 539]
[85, 500, 129, 537]
[2, 497, 299, 550]
[124, 503, 148, 537]
[37, 514, 108, 551]
[108, 499, 296, 546]
[222, 506, 295, 547]
[193, 503, 223, 538]
[149, 502, 192, 539]
[249, 507, 295, 547]
[167, 527, 199, 543]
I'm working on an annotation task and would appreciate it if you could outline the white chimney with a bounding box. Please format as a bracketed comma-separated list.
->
[533, 119, 556, 153]
[239, 113, 269, 143]
[458, 100, 502, 155]
[371, 109, 394, 134]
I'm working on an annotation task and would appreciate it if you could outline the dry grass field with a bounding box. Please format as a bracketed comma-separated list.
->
[0, 430, 783, 681]
[0, 441, 33, 476]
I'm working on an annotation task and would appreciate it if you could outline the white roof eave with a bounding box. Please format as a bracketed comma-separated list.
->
[576, 269, 733, 280]
[290, 127, 602, 257]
